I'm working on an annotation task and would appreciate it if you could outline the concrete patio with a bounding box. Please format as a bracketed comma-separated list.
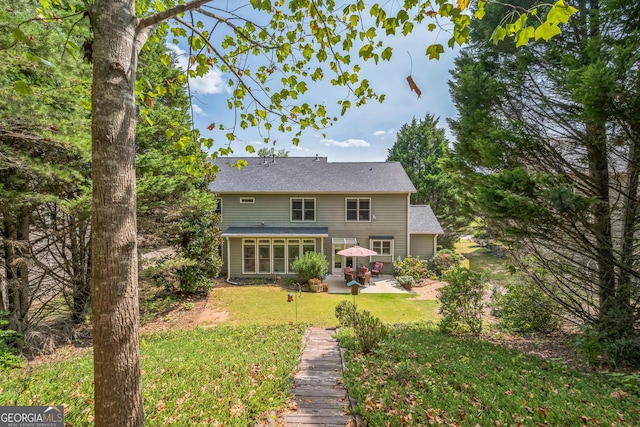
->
[325, 273, 415, 294]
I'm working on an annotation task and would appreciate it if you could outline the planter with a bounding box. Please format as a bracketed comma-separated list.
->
[309, 283, 323, 293]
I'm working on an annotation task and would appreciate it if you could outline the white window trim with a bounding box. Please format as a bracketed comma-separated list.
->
[290, 197, 317, 222]
[240, 197, 255, 204]
[345, 197, 372, 222]
[370, 238, 394, 258]
[242, 238, 318, 275]
[242, 238, 257, 274]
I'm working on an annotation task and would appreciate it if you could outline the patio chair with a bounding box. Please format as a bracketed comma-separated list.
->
[371, 262, 383, 277]
[344, 267, 355, 283]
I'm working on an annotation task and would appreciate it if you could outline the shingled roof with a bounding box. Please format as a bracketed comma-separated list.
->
[409, 205, 444, 234]
[209, 156, 417, 194]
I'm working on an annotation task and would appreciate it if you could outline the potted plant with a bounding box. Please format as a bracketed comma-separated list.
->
[322, 282, 329, 292]
[396, 275, 415, 290]
[308, 278, 323, 292]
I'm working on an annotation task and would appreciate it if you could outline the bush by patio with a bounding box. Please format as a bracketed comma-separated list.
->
[393, 255, 430, 280]
[290, 251, 329, 281]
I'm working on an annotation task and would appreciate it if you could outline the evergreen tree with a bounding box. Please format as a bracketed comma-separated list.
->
[450, 0, 640, 357]
[136, 37, 222, 291]
[387, 114, 468, 249]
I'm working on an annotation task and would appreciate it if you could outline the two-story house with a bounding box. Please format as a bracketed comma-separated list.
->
[209, 156, 443, 279]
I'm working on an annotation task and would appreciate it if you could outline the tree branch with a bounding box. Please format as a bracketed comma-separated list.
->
[137, 0, 212, 31]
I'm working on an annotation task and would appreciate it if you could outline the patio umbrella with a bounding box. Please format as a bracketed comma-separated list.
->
[337, 244, 377, 272]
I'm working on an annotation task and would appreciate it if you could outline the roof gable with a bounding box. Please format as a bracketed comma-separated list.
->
[209, 156, 417, 193]
[409, 205, 443, 234]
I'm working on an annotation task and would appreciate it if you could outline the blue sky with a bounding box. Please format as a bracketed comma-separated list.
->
[169, 18, 460, 163]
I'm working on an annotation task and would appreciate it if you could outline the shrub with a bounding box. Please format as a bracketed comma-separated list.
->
[291, 251, 329, 281]
[335, 300, 357, 327]
[335, 303, 388, 353]
[0, 315, 23, 369]
[438, 267, 486, 337]
[491, 280, 561, 334]
[429, 249, 462, 277]
[354, 310, 388, 354]
[602, 336, 640, 369]
[574, 325, 602, 366]
[393, 256, 430, 280]
[144, 256, 213, 295]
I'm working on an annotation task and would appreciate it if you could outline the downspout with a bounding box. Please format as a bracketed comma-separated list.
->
[406, 194, 411, 257]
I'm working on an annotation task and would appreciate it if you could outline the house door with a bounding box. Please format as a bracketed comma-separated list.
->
[332, 244, 353, 274]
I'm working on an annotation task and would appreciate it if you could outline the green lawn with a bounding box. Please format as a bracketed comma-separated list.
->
[209, 285, 439, 326]
[0, 325, 305, 426]
[456, 239, 512, 285]
[339, 323, 640, 426]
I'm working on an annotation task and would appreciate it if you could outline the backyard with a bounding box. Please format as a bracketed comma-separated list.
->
[2, 242, 638, 426]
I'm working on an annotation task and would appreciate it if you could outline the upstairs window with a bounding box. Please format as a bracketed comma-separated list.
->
[346, 198, 370, 221]
[240, 197, 255, 204]
[291, 198, 315, 222]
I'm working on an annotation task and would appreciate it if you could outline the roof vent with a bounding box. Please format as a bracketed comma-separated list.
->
[262, 156, 268, 165]
[314, 154, 320, 161]
[272, 154, 276, 164]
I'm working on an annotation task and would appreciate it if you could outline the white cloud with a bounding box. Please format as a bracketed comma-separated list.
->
[322, 138, 371, 148]
[166, 43, 226, 95]
[372, 130, 387, 136]
[192, 104, 206, 116]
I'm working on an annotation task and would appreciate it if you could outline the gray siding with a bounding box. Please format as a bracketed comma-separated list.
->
[219, 192, 410, 277]
[410, 234, 437, 261]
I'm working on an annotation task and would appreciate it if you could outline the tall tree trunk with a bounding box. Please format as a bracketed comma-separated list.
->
[616, 134, 640, 331]
[4, 207, 32, 334]
[90, 0, 143, 425]
[70, 215, 91, 323]
[585, 122, 617, 334]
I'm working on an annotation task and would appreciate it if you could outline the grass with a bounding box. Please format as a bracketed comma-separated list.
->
[338, 323, 640, 426]
[0, 324, 305, 426]
[208, 285, 439, 326]
[455, 239, 512, 285]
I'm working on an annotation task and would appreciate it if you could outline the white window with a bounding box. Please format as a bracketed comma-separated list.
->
[243, 238, 318, 274]
[371, 239, 393, 256]
[240, 197, 255, 204]
[291, 198, 316, 222]
[346, 198, 371, 221]
[243, 239, 256, 273]
[258, 239, 271, 273]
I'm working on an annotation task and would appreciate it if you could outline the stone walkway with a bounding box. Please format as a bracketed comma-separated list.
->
[282, 327, 355, 427]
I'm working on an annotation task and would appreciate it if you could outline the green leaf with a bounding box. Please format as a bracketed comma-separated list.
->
[381, 47, 393, 61]
[160, 54, 171, 67]
[515, 26, 535, 47]
[245, 145, 255, 154]
[490, 26, 507, 44]
[474, 1, 485, 20]
[547, 0, 578, 25]
[426, 44, 445, 60]
[534, 22, 562, 41]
